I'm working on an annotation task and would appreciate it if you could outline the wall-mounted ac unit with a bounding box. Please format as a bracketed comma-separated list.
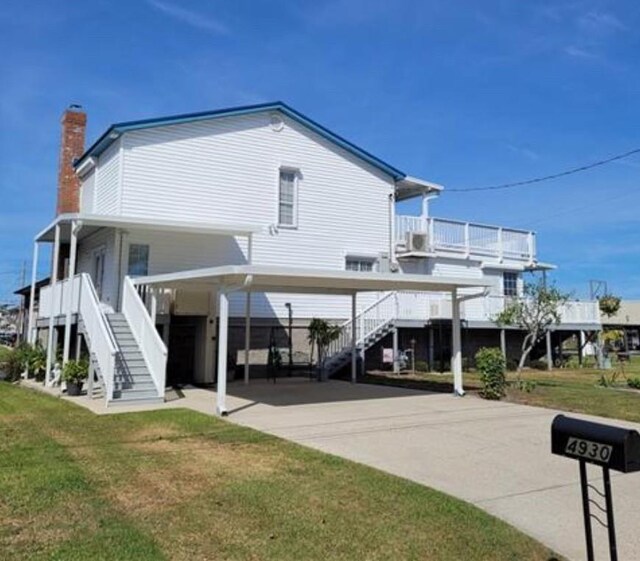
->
[406, 231, 429, 253]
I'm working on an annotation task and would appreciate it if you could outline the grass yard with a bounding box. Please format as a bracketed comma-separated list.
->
[0, 383, 559, 561]
[365, 357, 640, 424]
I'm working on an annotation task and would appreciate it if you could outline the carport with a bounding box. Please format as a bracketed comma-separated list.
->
[137, 265, 490, 415]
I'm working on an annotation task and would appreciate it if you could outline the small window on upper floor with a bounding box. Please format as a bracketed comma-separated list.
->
[278, 169, 298, 227]
[503, 272, 518, 297]
[346, 257, 376, 272]
[128, 244, 149, 277]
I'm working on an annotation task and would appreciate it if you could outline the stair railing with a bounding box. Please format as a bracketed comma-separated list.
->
[122, 276, 168, 398]
[78, 273, 118, 403]
[327, 291, 397, 359]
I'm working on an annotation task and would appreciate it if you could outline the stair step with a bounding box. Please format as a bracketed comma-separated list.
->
[118, 380, 157, 391]
[109, 395, 164, 406]
[119, 388, 161, 399]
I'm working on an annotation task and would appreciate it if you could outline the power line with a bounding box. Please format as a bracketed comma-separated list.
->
[447, 147, 640, 193]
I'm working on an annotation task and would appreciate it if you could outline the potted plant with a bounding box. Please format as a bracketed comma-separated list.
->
[62, 358, 89, 396]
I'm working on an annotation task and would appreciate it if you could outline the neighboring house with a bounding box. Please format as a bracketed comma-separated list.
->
[601, 301, 640, 352]
[28, 103, 601, 412]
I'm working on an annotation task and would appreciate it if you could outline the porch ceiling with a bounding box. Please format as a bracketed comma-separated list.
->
[134, 264, 492, 295]
[35, 213, 262, 243]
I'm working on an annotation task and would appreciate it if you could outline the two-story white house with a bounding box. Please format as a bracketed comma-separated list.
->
[27, 103, 600, 413]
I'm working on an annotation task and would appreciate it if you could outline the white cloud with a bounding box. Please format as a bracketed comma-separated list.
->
[578, 10, 627, 33]
[564, 45, 598, 59]
[145, 0, 228, 35]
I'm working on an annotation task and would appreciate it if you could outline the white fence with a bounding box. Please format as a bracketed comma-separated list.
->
[395, 215, 536, 261]
[122, 276, 168, 398]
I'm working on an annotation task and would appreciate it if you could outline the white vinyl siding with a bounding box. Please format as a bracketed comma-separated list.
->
[278, 170, 297, 227]
[116, 112, 393, 319]
[76, 228, 118, 307]
[93, 139, 121, 215]
[79, 170, 95, 213]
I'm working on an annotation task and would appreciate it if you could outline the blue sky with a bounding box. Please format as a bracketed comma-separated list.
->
[1, 0, 639, 302]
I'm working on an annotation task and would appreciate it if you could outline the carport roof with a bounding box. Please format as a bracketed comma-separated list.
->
[135, 265, 491, 295]
[35, 213, 262, 243]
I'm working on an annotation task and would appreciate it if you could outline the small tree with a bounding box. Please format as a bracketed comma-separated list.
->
[307, 318, 342, 377]
[495, 279, 569, 374]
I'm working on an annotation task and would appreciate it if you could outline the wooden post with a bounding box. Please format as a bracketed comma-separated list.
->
[27, 242, 39, 344]
[546, 330, 553, 371]
[244, 292, 251, 385]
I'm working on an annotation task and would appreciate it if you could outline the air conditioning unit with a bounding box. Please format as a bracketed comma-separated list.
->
[406, 231, 429, 253]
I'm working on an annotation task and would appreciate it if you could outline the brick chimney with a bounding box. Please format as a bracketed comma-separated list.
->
[56, 105, 87, 216]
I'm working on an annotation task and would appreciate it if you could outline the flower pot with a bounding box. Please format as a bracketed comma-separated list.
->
[66, 381, 83, 396]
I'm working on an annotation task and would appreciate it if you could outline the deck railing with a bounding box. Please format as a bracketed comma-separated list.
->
[395, 215, 536, 262]
[38, 276, 82, 318]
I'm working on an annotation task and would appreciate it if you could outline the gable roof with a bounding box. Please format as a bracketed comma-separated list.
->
[75, 101, 406, 180]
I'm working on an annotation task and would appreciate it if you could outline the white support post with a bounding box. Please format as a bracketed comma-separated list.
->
[546, 330, 553, 371]
[351, 293, 357, 383]
[45, 225, 60, 385]
[464, 222, 470, 257]
[360, 306, 366, 378]
[244, 292, 251, 385]
[451, 288, 464, 396]
[392, 327, 400, 374]
[149, 288, 158, 325]
[62, 220, 79, 365]
[247, 234, 253, 264]
[500, 329, 507, 360]
[216, 289, 229, 416]
[388, 193, 396, 265]
[428, 217, 435, 252]
[27, 242, 39, 345]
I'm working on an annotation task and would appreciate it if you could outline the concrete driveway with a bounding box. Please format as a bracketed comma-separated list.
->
[223, 378, 640, 561]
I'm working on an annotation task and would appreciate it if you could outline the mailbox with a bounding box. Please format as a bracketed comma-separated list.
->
[551, 414, 640, 473]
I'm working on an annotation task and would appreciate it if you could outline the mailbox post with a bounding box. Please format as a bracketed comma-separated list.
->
[551, 415, 640, 561]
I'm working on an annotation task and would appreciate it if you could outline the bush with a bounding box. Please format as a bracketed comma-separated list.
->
[627, 377, 640, 390]
[62, 359, 89, 384]
[529, 359, 547, 371]
[475, 347, 506, 400]
[414, 360, 429, 372]
[506, 358, 518, 372]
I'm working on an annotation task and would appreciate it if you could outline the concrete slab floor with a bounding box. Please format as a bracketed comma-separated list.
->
[21, 377, 640, 561]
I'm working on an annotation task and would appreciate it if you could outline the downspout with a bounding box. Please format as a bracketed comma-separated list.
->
[388, 192, 396, 269]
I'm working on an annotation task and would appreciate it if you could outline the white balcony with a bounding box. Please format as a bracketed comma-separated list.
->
[394, 292, 600, 326]
[396, 215, 536, 262]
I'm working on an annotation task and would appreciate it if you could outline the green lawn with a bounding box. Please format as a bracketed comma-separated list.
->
[0, 383, 559, 561]
[365, 358, 640, 424]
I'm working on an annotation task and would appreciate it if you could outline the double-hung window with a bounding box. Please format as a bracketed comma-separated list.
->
[278, 169, 297, 227]
[503, 272, 518, 297]
[128, 244, 149, 277]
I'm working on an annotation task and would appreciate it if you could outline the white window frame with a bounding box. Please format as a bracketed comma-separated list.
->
[127, 243, 150, 277]
[503, 271, 519, 297]
[345, 255, 377, 272]
[277, 167, 299, 229]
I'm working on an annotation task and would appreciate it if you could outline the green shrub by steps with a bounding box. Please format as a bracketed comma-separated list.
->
[627, 377, 640, 390]
[475, 347, 506, 400]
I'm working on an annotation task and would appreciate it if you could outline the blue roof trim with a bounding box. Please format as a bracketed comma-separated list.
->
[74, 102, 406, 180]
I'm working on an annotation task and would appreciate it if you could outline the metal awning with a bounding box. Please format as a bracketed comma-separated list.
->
[135, 264, 491, 294]
[35, 213, 262, 243]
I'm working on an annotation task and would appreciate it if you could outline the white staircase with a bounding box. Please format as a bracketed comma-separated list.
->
[324, 292, 398, 376]
[74, 273, 167, 406]
[106, 314, 163, 404]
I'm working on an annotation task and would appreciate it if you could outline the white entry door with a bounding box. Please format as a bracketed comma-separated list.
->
[93, 247, 106, 300]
